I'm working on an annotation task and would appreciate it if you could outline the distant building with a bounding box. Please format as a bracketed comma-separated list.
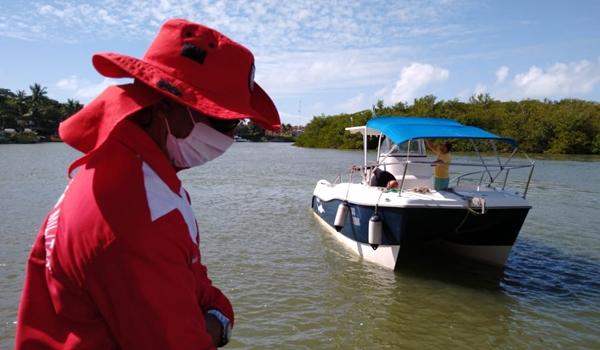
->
[265, 125, 304, 136]
[291, 125, 305, 136]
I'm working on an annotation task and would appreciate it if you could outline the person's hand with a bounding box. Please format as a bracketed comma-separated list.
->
[204, 312, 222, 347]
[386, 180, 399, 189]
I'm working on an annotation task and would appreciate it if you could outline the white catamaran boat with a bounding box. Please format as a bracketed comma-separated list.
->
[311, 117, 535, 269]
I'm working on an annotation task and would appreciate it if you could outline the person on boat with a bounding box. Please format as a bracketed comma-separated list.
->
[369, 167, 397, 187]
[425, 139, 452, 191]
[15, 19, 280, 349]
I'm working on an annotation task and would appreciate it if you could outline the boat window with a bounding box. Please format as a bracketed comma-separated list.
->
[380, 137, 425, 156]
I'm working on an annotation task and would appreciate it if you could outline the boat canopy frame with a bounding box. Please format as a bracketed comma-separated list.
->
[344, 116, 535, 198]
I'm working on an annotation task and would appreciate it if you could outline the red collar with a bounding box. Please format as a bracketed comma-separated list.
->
[111, 120, 181, 194]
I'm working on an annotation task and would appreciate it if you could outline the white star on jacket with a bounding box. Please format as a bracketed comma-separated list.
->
[142, 162, 199, 244]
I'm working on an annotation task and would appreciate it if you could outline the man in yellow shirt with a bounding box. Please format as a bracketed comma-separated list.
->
[425, 140, 452, 191]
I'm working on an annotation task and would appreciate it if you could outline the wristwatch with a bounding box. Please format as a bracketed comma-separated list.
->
[207, 309, 232, 347]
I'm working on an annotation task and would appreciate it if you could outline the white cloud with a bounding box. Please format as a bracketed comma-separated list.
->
[4, 1, 465, 49]
[56, 76, 120, 101]
[337, 93, 366, 113]
[75, 78, 119, 99]
[467, 58, 600, 101]
[511, 59, 600, 97]
[255, 46, 412, 96]
[373, 86, 388, 100]
[279, 111, 307, 126]
[496, 66, 509, 83]
[56, 75, 79, 90]
[474, 83, 487, 95]
[456, 88, 473, 101]
[390, 63, 449, 103]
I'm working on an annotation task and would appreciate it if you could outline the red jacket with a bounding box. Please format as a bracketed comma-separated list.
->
[16, 120, 233, 349]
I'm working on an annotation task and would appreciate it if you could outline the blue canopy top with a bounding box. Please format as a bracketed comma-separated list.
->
[365, 117, 518, 147]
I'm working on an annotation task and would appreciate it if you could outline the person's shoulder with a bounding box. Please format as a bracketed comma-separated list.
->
[83, 139, 152, 232]
[85, 137, 145, 189]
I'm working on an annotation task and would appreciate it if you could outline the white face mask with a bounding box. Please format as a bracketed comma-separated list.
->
[164, 108, 234, 168]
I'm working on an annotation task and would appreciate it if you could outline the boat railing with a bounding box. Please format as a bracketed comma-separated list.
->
[332, 165, 361, 185]
[369, 159, 535, 198]
[452, 164, 535, 198]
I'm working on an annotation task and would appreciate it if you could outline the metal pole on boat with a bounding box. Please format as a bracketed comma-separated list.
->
[490, 143, 518, 185]
[491, 140, 502, 168]
[523, 163, 535, 199]
[398, 139, 412, 196]
[490, 140, 503, 185]
[470, 139, 493, 184]
[363, 128, 367, 169]
[398, 161, 408, 196]
[502, 168, 510, 190]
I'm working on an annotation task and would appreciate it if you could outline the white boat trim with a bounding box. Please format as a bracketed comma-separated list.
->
[314, 180, 531, 210]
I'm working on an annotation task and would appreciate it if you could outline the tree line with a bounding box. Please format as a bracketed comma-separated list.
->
[295, 94, 600, 154]
[0, 84, 297, 143]
[0, 84, 83, 138]
[234, 121, 297, 142]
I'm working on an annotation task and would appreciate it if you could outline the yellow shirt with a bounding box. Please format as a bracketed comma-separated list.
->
[434, 152, 450, 178]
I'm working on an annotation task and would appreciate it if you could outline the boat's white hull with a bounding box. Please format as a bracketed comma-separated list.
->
[312, 180, 530, 269]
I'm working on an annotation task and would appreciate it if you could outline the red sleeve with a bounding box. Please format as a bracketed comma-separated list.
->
[192, 260, 234, 325]
[182, 190, 234, 324]
[84, 216, 217, 350]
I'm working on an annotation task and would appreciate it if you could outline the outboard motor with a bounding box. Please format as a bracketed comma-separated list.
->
[334, 201, 349, 231]
[368, 213, 382, 249]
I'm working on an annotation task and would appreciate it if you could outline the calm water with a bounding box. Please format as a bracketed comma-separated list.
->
[1, 142, 599, 349]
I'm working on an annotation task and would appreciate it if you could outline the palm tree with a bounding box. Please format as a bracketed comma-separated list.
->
[63, 99, 84, 118]
[14, 90, 28, 127]
[29, 83, 47, 103]
[15, 90, 27, 116]
[28, 83, 48, 126]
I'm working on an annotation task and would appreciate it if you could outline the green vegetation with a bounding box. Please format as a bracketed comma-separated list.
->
[295, 94, 600, 154]
[0, 84, 83, 142]
[235, 121, 297, 142]
[1, 84, 296, 144]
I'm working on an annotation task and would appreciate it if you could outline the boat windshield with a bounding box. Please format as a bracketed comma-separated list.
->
[380, 136, 426, 157]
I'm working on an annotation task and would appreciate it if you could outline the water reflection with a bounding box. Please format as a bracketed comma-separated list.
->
[314, 217, 600, 349]
[503, 238, 600, 302]
[318, 228, 514, 348]
[395, 245, 504, 289]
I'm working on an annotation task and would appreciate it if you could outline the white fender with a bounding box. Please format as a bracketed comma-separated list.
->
[334, 201, 349, 231]
[368, 213, 382, 249]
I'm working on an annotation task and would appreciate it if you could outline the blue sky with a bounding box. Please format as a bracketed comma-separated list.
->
[1, 0, 599, 125]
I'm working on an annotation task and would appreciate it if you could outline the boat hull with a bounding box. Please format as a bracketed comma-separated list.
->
[311, 195, 529, 268]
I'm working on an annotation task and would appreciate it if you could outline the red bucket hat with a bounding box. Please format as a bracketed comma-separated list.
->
[60, 18, 280, 154]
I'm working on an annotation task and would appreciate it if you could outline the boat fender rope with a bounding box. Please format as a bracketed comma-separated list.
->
[448, 188, 487, 215]
[467, 197, 487, 215]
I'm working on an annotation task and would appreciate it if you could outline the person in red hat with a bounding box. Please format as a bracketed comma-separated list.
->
[15, 19, 280, 349]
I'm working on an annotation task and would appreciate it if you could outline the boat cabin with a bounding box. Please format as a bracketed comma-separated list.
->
[346, 125, 435, 189]
[376, 137, 433, 189]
